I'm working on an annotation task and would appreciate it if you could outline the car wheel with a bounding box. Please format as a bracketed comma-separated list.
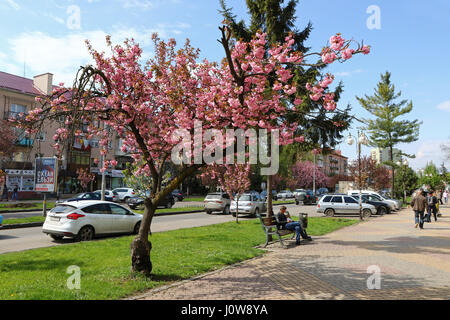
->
[124, 197, 130, 203]
[378, 206, 387, 216]
[362, 209, 372, 219]
[133, 221, 141, 235]
[50, 234, 64, 241]
[324, 208, 335, 217]
[295, 200, 299, 205]
[223, 205, 230, 215]
[253, 207, 259, 218]
[231, 212, 236, 217]
[77, 226, 95, 242]
[165, 201, 173, 209]
[206, 210, 212, 215]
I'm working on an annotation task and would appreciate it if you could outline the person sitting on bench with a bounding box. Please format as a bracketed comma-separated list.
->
[276, 206, 312, 245]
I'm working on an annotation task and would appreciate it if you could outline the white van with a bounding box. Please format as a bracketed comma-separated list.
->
[347, 190, 401, 211]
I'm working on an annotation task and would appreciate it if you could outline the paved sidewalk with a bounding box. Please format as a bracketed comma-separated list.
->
[133, 205, 450, 300]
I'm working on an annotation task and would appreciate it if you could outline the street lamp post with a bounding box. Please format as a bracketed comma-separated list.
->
[347, 130, 369, 221]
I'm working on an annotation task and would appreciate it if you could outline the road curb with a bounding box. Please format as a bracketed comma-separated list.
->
[2, 222, 44, 230]
[0, 209, 43, 214]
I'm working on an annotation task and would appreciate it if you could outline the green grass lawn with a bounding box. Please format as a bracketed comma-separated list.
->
[0, 202, 56, 211]
[0, 217, 357, 300]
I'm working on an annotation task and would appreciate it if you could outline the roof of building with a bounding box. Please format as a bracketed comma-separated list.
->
[0, 71, 44, 96]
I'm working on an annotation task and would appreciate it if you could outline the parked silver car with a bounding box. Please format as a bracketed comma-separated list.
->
[230, 193, 267, 217]
[317, 194, 376, 218]
[277, 190, 294, 199]
[204, 193, 232, 215]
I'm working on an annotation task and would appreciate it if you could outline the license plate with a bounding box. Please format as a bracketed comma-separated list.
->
[50, 216, 60, 222]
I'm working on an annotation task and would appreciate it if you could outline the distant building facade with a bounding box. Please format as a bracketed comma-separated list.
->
[0, 70, 132, 198]
[370, 147, 401, 165]
[316, 150, 349, 177]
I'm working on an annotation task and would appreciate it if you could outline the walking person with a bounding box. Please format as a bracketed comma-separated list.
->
[427, 190, 438, 222]
[436, 189, 443, 205]
[11, 184, 18, 201]
[410, 189, 428, 229]
[444, 189, 449, 204]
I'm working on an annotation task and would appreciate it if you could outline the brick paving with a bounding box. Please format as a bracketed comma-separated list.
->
[132, 205, 450, 300]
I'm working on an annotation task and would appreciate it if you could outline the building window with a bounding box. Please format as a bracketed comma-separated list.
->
[10, 104, 27, 119]
[36, 131, 46, 142]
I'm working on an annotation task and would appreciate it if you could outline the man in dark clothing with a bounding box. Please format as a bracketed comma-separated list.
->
[427, 191, 438, 222]
[276, 206, 312, 245]
[411, 189, 429, 229]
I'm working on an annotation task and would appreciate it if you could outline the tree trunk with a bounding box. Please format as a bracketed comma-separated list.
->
[130, 199, 154, 276]
[390, 146, 395, 196]
[235, 199, 239, 224]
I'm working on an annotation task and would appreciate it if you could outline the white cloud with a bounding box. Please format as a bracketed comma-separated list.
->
[7, 28, 152, 85]
[6, 0, 20, 10]
[122, 0, 155, 10]
[4, 23, 190, 85]
[334, 69, 363, 77]
[407, 139, 449, 170]
[437, 100, 450, 112]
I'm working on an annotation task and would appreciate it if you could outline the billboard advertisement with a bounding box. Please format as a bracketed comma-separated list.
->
[35, 158, 58, 192]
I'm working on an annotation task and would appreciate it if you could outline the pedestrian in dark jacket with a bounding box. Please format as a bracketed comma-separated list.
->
[411, 189, 429, 229]
[427, 191, 438, 222]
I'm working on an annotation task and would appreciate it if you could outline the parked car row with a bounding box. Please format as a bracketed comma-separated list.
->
[316, 189, 402, 217]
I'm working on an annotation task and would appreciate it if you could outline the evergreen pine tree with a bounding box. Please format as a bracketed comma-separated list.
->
[356, 71, 421, 194]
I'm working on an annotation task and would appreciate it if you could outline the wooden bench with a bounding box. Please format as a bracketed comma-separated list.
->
[256, 213, 295, 248]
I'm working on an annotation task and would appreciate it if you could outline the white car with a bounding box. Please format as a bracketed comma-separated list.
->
[347, 190, 400, 211]
[94, 190, 120, 202]
[293, 189, 306, 198]
[42, 201, 142, 241]
[112, 187, 136, 202]
[230, 193, 267, 217]
[317, 194, 377, 217]
[277, 190, 294, 199]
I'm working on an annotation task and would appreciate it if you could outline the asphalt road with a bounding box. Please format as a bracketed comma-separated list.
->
[0, 202, 361, 255]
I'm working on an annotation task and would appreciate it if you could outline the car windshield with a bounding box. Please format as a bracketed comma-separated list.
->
[50, 204, 76, 214]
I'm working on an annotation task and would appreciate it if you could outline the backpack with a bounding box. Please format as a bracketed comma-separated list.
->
[428, 196, 436, 206]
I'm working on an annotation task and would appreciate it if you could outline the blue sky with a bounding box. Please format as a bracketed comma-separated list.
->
[1, 0, 449, 170]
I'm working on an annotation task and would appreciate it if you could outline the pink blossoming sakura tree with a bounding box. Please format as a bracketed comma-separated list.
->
[202, 163, 251, 223]
[76, 168, 96, 191]
[13, 25, 369, 276]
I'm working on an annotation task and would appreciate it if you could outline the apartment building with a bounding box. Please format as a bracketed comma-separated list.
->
[316, 149, 349, 177]
[0, 70, 132, 198]
[370, 147, 401, 165]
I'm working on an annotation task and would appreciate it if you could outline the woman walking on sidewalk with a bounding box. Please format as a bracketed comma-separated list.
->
[444, 190, 448, 204]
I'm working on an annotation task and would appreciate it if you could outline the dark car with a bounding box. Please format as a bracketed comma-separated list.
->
[171, 189, 184, 202]
[353, 194, 391, 215]
[59, 192, 114, 203]
[128, 195, 175, 210]
[296, 190, 318, 205]
[260, 190, 278, 201]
